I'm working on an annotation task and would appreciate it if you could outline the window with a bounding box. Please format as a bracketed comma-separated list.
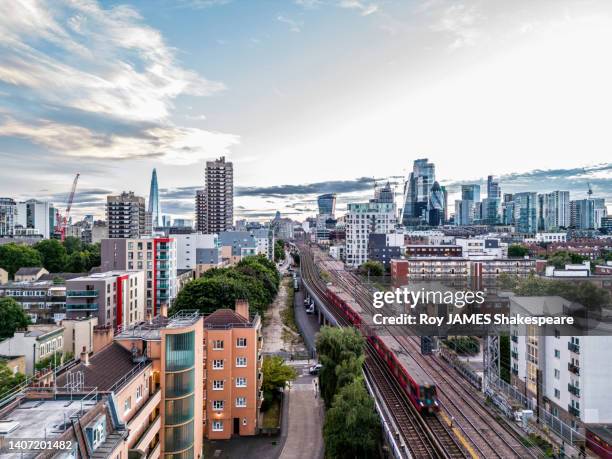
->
[213, 340, 224, 350]
[213, 359, 224, 370]
[554, 349, 560, 358]
[213, 380, 224, 390]
[554, 369, 560, 379]
[236, 377, 247, 387]
[236, 357, 247, 367]
[124, 396, 132, 413]
[236, 337, 247, 348]
[212, 400, 224, 411]
[136, 385, 142, 401]
[554, 389, 560, 399]
[212, 420, 223, 432]
[236, 397, 247, 407]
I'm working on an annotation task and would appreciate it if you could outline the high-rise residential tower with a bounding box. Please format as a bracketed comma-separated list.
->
[16, 199, 53, 238]
[204, 156, 234, 234]
[148, 168, 161, 228]
[195, 188, 207, 233]
[514, 192, 538, 234]
[0, 198, 17, 236]
[401, 158, 435, 227]
[106, 191, 146, 238]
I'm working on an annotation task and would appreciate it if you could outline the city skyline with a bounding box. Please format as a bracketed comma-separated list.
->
[2, 0, 612, 221]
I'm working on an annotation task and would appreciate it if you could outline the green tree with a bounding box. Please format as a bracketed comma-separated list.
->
[63, 236, 83, 255]
[0, 298, 30, 340]
[274, 239, 286, 262]
[0, 243, 43, 278]
[34, 239, 68, 272]
[316, 326, 365, 407]
[323, 379, 381, 459]
[359, 260, 384, 277]
[261, 355, 297, 401]
[547, 250, 588, 269]
[0, 362, 26, 400]
[66, 251, 91, 273]
[508, 244, 529, 257]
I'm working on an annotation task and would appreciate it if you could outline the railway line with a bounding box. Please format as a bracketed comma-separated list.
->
[300, 246, 466, 459]
[300, 244, 541, 458]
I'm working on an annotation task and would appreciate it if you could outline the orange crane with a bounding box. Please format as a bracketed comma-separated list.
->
[54, 173, 80, 241]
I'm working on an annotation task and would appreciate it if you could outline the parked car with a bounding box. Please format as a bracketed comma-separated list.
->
[309, 364, 323, 375]
[306, 305, 315, 314]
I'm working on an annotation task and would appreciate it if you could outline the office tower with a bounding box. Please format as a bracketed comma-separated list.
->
[374, 182, 394, 204]
[441, 185, 448, 223]
[106, 191, 146, 238]
[454, 184, 481, 225]
[148, 168, 161, 228]
[481, 176, 501, 225]
[205, 156, 234, 234]
[571, 199, 596, 229]
[486, 175, 501, 200]
[195, 188, 207, 233]
[0, 198, 17, 236]
[461, 184, 481, 202]
[540, 191, 570, 231]
[317, 193, 337, 217]
[101, 237, 177, 317]
[346, 200, 397, 267]
[401, 158, 435, 226]
[15, 199, 53, 238]
[428, 181, 444, 226]
[593, 198, 607, 229]
[514, 192, 538, 234]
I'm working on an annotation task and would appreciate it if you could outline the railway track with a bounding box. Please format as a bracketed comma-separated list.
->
[305, 245, 541, 458]
[300, 246, 466, 459]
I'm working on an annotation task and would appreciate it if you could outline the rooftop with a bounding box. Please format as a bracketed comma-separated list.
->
[115, 310, 201, 340]
[204, 308, 250, 328]
[67, 270, 134, 282]
[14, 267, 46, 276]
[56, 342, 149, 392]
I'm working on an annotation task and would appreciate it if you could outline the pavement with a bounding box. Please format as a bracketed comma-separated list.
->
[293, 284, 321, 355]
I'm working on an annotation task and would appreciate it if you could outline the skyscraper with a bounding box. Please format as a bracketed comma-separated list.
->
[0, 198, 16, 236]
[204, 156, 233, 234]
[454, 184, 481, 225]
[374, 182, 394, 204]
[148, 168, 161, 228]
[428, 181, 444, 226]
[317, 193, 337, 217]
[481, 175, 502, 225]
[16, 199, 53, 238]
[195, 188, 207, 233]
[540, 191, 570, 230]
[514, 192, 538, 234]
[401, 158, 435, 227]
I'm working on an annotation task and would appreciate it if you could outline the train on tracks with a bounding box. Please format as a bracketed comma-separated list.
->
[325, 284, 439, 414]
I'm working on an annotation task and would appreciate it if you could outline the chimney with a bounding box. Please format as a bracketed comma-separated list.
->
[80, 346, 89, 366]
[235, 299, 249, 320]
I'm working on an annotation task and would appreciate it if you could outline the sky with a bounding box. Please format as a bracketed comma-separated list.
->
[0, 0, 611, 221]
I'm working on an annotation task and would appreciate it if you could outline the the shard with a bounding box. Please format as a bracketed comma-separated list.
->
[148, 168, 161, 228]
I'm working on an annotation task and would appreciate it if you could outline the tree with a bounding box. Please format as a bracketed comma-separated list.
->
[0, 243, 43, 278]
[323, 379, 381, 459]
[63, 236, 83, 255]
[359, 261, 384, 277]
[508, 244, 529, 258]
[0, 362, 26, 400]
[316, 326, 365, 407]
[34, 239, 68, 273]
[274, 239, 286, 262]
[261, 355, 297, 401]
[66, 251, 91, 273]
[547, 250, 588, 269]
[0, 298, 30, 340]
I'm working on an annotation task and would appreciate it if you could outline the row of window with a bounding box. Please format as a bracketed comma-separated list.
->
[212, 358, 247, 369]
[212, 378, 247, 389]
[211, 338, 247, 349]
[212, 397, 247, 410]
[211, 418, 247, 432]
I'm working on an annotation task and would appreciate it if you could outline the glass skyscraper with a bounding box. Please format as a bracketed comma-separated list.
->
[317, 193, 337, 217]
[148, 168, 161, 228]
[401, 158, 435, 227]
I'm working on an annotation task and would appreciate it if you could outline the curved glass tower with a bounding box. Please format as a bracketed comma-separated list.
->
[149, 168, 162, 228]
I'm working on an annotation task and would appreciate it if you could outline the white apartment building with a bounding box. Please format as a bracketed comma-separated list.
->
[16, 200, 53, 239]
[535, 232, 568, 243]
[509, 296, 612, 427]
[174, 232, 219, 269]
[345, 201, 397, 267]
[455, 237, 507, 259]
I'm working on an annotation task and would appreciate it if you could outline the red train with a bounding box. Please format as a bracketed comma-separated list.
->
[324, 285, 439, 414]
[587, 426, 612, 459]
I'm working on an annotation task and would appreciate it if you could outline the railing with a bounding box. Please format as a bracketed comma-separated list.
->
[67, 290, 99, 297]
[568, 363, 580, 375]
[568, 342, 580, 354]
[108, 360, 150, 393]
[511, 351, 518, 359]
[568, 383, 580, 397]
[568, 405, 580, 417]
[66, 303, 98, 311]
[511, 335, 518, 343]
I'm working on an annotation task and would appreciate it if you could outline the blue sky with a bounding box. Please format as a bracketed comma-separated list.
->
[1, 0, 611, 220]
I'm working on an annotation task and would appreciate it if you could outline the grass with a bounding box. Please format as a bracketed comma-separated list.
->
[520, 433, 554, 457]
[281, 279, 298, 333]
[262, 397, 281, 429]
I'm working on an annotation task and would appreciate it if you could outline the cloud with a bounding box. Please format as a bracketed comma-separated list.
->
[430, 3, 483, 49]
[277, 15, 302, 32]
[236, 177, 379, 198]
[0, 0, 238, 164]
[338, 0, 379, 16]
[294, 0, 322, 9]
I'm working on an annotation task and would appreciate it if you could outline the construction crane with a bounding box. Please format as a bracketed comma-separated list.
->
[54, 173, 80, 241]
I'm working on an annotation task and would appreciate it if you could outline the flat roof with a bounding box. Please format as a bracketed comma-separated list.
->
[115, 310, 201, 340]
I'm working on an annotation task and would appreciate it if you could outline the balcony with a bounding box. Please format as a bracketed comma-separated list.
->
[568, 342, 580, 354]
[66, 303, 98, 311]
[568, 383, 580, 397]
[66, 290, 99, 297]
[156, 263, 169, 270]
[568, 363, 580, 375]
[512, 368, 518, 375]
[511, 335, 518, 343]
[511, 351, 519, 359]
[568, 405, 580, 417]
